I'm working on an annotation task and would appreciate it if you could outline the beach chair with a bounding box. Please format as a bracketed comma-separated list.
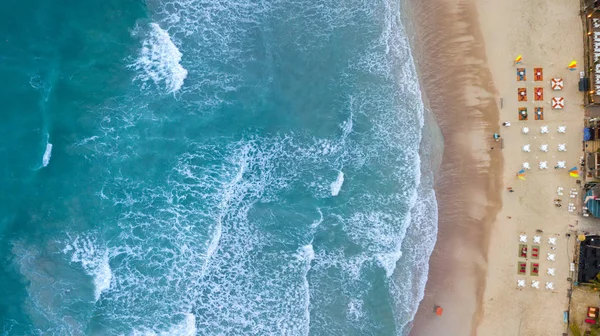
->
[531, 263, 539, 276]
[517, 68, 526, 81]
[518, 88, 527, 101]
[518, 262, 527, 274]
[534, 107, 543, 120]
[534, 87, 543, 101]
[519, 244, 528, 258]
[531, 246, 540, 259]
[519, 107, 528, 120]
[534, 67, 543, 81]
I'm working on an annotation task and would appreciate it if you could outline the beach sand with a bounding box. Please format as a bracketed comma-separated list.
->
[406, 0, 584, 335]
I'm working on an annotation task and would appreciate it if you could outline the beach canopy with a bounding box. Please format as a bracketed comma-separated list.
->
[551, 78, 564, 90]
[552, 97, 565, 109]
[517, 169, 526, 180]
[515, 55, 522, 63]
[568, 60, 577, 70]
[569, 167, 580, 178]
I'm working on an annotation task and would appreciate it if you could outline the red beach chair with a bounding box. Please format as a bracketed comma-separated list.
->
[534, 67, 543, 81]
[534, 87, 543, 101]
[518, 88, 527, 101]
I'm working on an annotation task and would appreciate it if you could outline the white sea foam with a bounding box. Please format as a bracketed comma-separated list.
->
[330, 171, 344, 196]
[131, 23, 187, 94]
[63, 235, 112, 302]
[347, 298, 364, 321]
[42, 142, 52, 167]
[131, 313, 197, 336]
[310, 208, 324, 229]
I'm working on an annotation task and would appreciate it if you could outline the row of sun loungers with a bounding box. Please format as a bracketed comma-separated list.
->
[516, 68, 544, 81]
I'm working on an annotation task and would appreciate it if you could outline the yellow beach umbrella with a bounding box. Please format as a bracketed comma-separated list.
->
[568, 60, 577, 70]
[515, 55, 522, 64]
[569, 167, 580, 178]
[578, 234, 587, 242]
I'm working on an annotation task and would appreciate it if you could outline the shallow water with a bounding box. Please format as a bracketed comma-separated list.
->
[0, 0, 439, 335]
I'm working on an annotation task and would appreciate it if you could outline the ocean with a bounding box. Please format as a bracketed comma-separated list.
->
[0, 0, 440, 335]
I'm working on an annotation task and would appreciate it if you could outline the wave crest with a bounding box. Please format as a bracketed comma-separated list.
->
[131, 23, 188, 94]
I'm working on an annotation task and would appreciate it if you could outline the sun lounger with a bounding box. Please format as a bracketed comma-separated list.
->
[518, 262, 527, 274]
[531, 246, 540, 259]
[517, 68, 526, 81]
[519, 244, 528, 258]
[534, 87, 543, 101]
[534, 68, 543, 81]
[519, 107, 528, 120]
[534, 107, 543, 120]
[518, 88, 527, 101]
[531, 263, 539, 276]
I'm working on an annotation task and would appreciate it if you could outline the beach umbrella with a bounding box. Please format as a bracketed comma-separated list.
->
[568, 60, 577, 71]
[515, 55, 522, 64]
[569, 167, 580, 178]
[517, 169, 526, 180]
[578, 234, 586, 241]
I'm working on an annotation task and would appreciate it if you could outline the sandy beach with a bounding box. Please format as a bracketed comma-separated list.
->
[407, 0, 584, 335]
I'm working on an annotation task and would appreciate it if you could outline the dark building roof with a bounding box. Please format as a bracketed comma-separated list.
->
[578, 235, 600, 283]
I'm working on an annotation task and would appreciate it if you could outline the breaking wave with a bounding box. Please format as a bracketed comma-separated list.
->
[131, 23, 188, 94]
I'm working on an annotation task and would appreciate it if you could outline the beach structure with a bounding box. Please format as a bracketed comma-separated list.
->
[578, 235, 600, 283]
[584, 185, 600, 217]
[583, 7, 600, 105]
[584, 118, 600, 180]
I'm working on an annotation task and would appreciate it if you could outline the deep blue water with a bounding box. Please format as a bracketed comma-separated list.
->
[0, 0, 438, 335]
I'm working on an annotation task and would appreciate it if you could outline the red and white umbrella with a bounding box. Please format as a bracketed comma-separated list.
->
[551, 78, 563, 90]
[551, 97, 564, 109]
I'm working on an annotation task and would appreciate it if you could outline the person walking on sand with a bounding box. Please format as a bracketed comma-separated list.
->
[502, 121, 511, 127]
[507, 187, 514, 192]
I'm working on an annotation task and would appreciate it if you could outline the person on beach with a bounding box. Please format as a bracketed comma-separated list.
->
[507, 187, 514, 192]
[502, 121, 511, 127]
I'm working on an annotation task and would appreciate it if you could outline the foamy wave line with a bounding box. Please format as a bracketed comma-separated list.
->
[62, 235, 112, 302]
[132, 313, 197, 336]
[330, 171, 344, 196]
[131, 23, 188, 94]
[42, 142, 52, 167]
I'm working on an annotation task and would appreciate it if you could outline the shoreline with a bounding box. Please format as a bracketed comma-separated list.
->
[406, 0, 585, 334]
[403, 0, 503, 334]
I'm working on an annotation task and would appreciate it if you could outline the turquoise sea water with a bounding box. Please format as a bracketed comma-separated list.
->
[0, 0, 438, 335]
